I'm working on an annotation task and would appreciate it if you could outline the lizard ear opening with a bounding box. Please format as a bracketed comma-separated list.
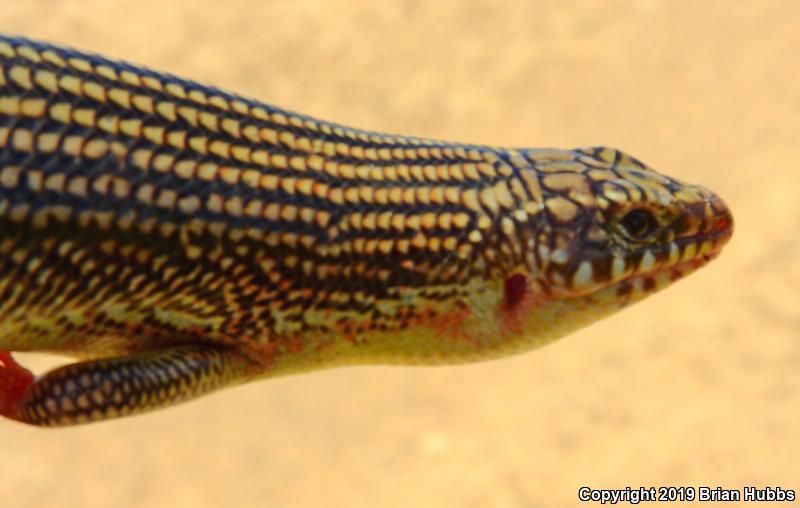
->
[504, 273, 528, 309]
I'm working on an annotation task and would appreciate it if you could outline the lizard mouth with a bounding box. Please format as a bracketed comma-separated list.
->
[666, 201, 734, 274]
[550, 201, 734, 303]
[607, 212, 733, 303]
[548, 191, 734, 302]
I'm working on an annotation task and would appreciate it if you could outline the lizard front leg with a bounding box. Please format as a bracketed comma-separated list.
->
[0, 346, 256, 427]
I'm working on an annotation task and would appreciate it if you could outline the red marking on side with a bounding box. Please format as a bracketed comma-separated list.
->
[184, 325, 207, 336]
[426, 306, 483, 347]
[284, 336, 305, 354]
[427, 308, 469, 334]
[498, 274, 539, 336]
[334, 321, 358, 343]
[240, 340, 281, 368]
[0, 351, 35, 419]
[504, 273, 528, 310]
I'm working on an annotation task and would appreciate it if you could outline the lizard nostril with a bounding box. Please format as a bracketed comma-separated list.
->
[708, 194, 733, 235]
[714, 215, 731, 232]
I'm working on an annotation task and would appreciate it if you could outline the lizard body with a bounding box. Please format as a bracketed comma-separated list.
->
[0, 35, 732, 426]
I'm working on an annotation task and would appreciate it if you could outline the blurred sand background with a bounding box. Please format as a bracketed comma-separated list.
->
[0, 1, 798, 506]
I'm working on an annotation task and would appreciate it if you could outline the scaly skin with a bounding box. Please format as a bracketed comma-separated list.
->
[0, 35, 733, 426]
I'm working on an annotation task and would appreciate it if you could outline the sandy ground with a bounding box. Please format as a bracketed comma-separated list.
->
[0, 1, 797, 507]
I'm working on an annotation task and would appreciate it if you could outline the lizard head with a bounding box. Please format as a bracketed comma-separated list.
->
[492, 146, 733, 347]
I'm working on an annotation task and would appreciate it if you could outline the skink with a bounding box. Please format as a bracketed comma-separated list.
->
[0, 35, 733, 426]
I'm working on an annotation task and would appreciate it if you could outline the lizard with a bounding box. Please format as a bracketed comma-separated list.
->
[0, 35, 733, 426]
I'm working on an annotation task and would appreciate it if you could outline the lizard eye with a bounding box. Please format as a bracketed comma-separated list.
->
[619, 208, 657, 240]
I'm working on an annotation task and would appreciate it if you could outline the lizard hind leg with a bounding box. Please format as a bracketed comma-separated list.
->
[0, 345, 257, 427]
